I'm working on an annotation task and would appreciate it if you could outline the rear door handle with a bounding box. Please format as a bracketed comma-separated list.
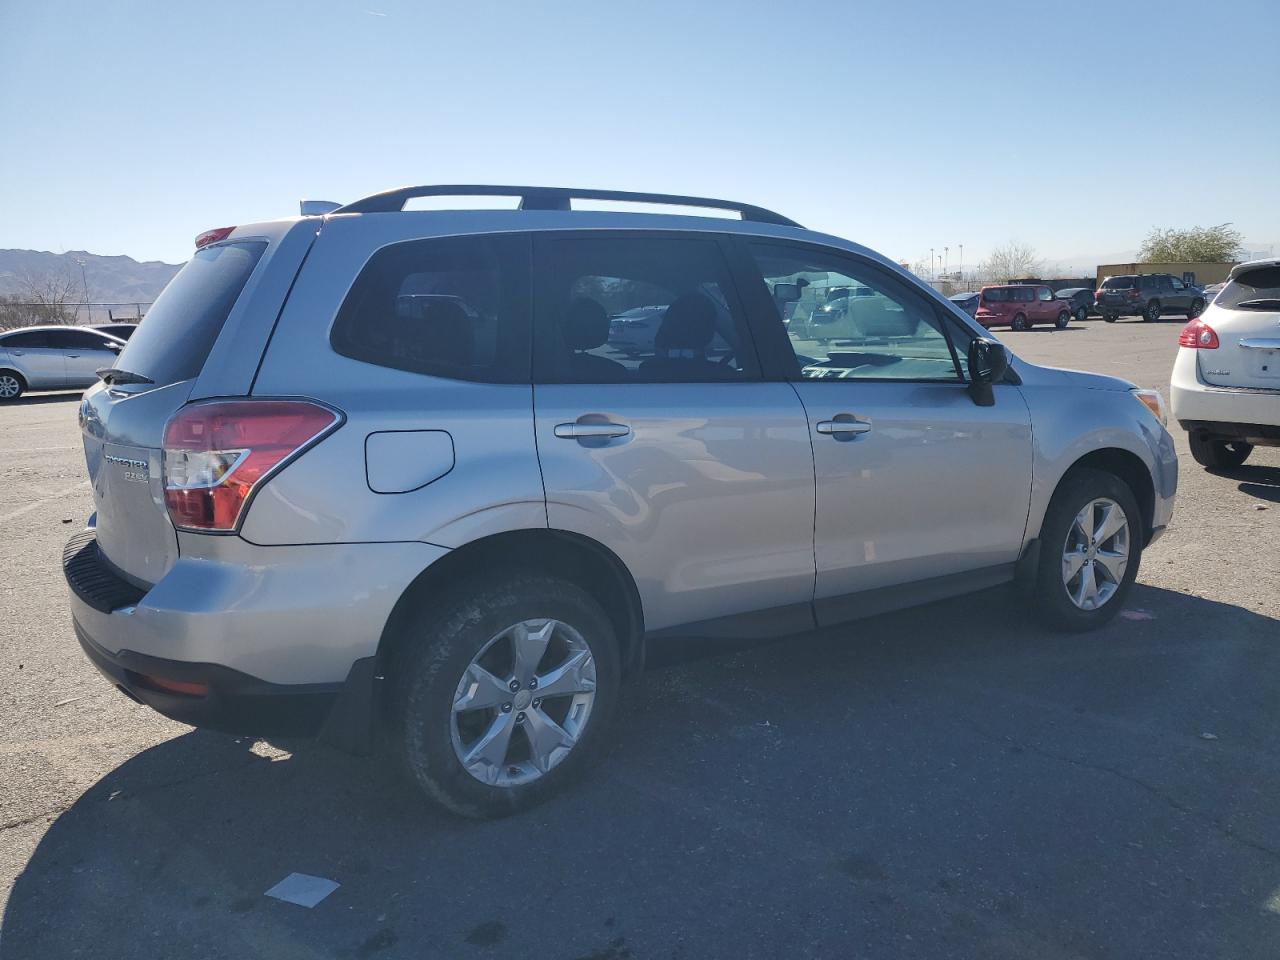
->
[816, 415, 873, 439]
[553, 421, 631, 440]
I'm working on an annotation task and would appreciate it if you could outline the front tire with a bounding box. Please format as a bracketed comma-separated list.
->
[1011, 313, 1028, 331]
[1188, 433, 1252, 469]
[391, 574, 621, 818]
[1032, 468, 1142, 631]
[1055, 310, 1071, 329]
[1104, 313, 1118, 323]
[1144, 300, 1161, 322]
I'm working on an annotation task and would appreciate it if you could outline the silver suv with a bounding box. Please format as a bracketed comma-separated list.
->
[65, 186, 1178, 817]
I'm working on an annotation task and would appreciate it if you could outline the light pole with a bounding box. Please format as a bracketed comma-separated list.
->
[944, 246, 949, 277]
[929, 248, 935, 281]
[959, 244, 964, 283]
[75, 258, 90, 325]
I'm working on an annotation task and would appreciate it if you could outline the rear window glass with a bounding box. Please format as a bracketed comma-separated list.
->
[1101, 277, 1136, 289]
[1217, 265, 1280, 310]
[982, 288, 1013, 302]
[330, 234, 530, 382]
[115, 241, 266, 386]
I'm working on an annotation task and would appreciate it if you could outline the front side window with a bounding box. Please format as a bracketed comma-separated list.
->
[747, 243, 963, 382]
[1038, 287, 1053, 301]
[534, 235, 757, 383]
[1170, 276, 1185, 290]
[331, 234, 530, 382]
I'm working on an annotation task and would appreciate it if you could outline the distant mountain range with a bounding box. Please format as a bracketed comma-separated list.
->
[0, 249, 183, 314]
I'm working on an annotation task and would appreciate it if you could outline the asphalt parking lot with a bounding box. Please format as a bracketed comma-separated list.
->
[1, 319, 1278, 960]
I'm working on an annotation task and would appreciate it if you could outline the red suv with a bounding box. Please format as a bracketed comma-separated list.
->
[975, 285, 1072, 331]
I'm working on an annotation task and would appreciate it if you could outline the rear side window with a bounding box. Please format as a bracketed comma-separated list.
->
[331, 235, 530, 382]
[983, 288, 1012, 302]
[1217, 265, 1280, 310]
[532, 235, 758, 383]
[1, 330, 52, 348]
[115, 241, 266, 386]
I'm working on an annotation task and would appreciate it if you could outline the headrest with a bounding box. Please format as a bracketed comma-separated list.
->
[655, 293, 717, 352]
[564, 297, 610, 351]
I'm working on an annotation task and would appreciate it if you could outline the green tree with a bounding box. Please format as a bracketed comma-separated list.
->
[1138, 224, 1244, 263]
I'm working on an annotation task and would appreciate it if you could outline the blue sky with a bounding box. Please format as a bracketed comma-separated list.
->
[1, 0, 1277, 268]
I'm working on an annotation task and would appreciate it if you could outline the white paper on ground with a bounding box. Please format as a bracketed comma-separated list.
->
[265, 873, 340, 908]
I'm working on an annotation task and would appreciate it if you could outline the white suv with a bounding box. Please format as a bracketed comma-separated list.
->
[1171, 259, 1280, 469]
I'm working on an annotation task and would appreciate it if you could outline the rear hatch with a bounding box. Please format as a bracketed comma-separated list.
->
[80, 222, 313, 586]
[1197, 262, 1280, 393]
[1098, 276, 1139, 308]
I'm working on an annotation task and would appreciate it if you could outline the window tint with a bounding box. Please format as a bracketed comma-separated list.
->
[748, 243, 963, 382]
[59, 330, 118, 350]
[0, 330, 52, 348]
[1170, 276, 1185, 290]
[1038, 287, 1053, 301]
[1102, 277, 1136, 290]
[331, 234, 530, 383]
[533, 235, 757, 383]
[116, 241, 266, 386]
[982, 287, 1013, 302]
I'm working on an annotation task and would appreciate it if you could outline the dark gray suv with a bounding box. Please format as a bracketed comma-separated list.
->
[1098, 273, 1206, 323]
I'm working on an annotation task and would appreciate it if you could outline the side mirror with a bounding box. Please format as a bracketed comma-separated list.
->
[772, 282, 804, 304]
[967, 337, 1009, 406]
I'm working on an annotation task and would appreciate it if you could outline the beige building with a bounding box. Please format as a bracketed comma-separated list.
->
[1096, 262, 1238, 287]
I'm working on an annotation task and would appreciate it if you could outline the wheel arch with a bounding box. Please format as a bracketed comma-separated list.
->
[1043, 448, 1156, 544]
[376, 528, 646, 681]
[0, 367, 28, 390]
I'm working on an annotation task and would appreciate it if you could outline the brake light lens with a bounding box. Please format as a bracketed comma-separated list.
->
[162, 400, 339, 531]
[194, 226, 236, 249]
[1178, 319, 1219, 349]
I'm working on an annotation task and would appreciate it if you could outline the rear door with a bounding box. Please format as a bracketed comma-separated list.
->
[60, 329, 122, 387]
[1, 329, 66, 388]
[735, 239, 1034, 619]
[1199, 263, 1280, 392]
[531, 231, 817, 634]
[80, 223, 312, 585]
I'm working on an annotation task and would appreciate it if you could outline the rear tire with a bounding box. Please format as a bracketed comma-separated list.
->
[1075, 306, 1088, 323]
[1188, 298, 1205, 318]
[1011, 313, 1028, 331]
[0, 371, 25, 401]
[1033, 468, 1143, 632]
[1104, 313, 1117, 323]
[1055, 310, 1071, 329]
[391, 573, 621, 818]
[1188, 433, 1252, 470]
[1144, 301, 1161, 322]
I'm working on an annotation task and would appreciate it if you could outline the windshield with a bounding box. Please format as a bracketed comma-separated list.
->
[114, 241, 266, 386]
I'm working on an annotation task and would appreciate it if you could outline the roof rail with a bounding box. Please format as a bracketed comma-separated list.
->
[331, 185, 801, 227]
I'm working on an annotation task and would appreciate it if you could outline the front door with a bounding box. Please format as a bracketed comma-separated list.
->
[531, 232, 817, 634]
[735, 239, 1035, 622]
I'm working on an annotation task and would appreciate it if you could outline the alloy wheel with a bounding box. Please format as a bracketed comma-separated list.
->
[1061, 498, 1129, 611]
[451, 618, 597, 787]
[0, 375, 21, 399]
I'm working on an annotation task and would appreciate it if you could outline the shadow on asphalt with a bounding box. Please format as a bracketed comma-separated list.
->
[5, 585, 1279, 959]
[1215, 462, 1280, 504]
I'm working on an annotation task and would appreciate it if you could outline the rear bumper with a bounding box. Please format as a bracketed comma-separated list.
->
[1170, 348, 1280, 439]
[63, 527, 449, 744]
[74, 620, 352, 737]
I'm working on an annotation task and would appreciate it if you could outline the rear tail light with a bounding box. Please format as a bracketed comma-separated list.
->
[194, 226, 236, 249]
[162, 400, 339, 531]
[1178, 318, 1219, 349]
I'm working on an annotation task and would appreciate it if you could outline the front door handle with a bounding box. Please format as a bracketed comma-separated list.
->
[553, 421, 631, 440]
[816, 414, 873, 439]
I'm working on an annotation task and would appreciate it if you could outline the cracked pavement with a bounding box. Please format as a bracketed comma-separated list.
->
[2, 322, 1278, 959]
